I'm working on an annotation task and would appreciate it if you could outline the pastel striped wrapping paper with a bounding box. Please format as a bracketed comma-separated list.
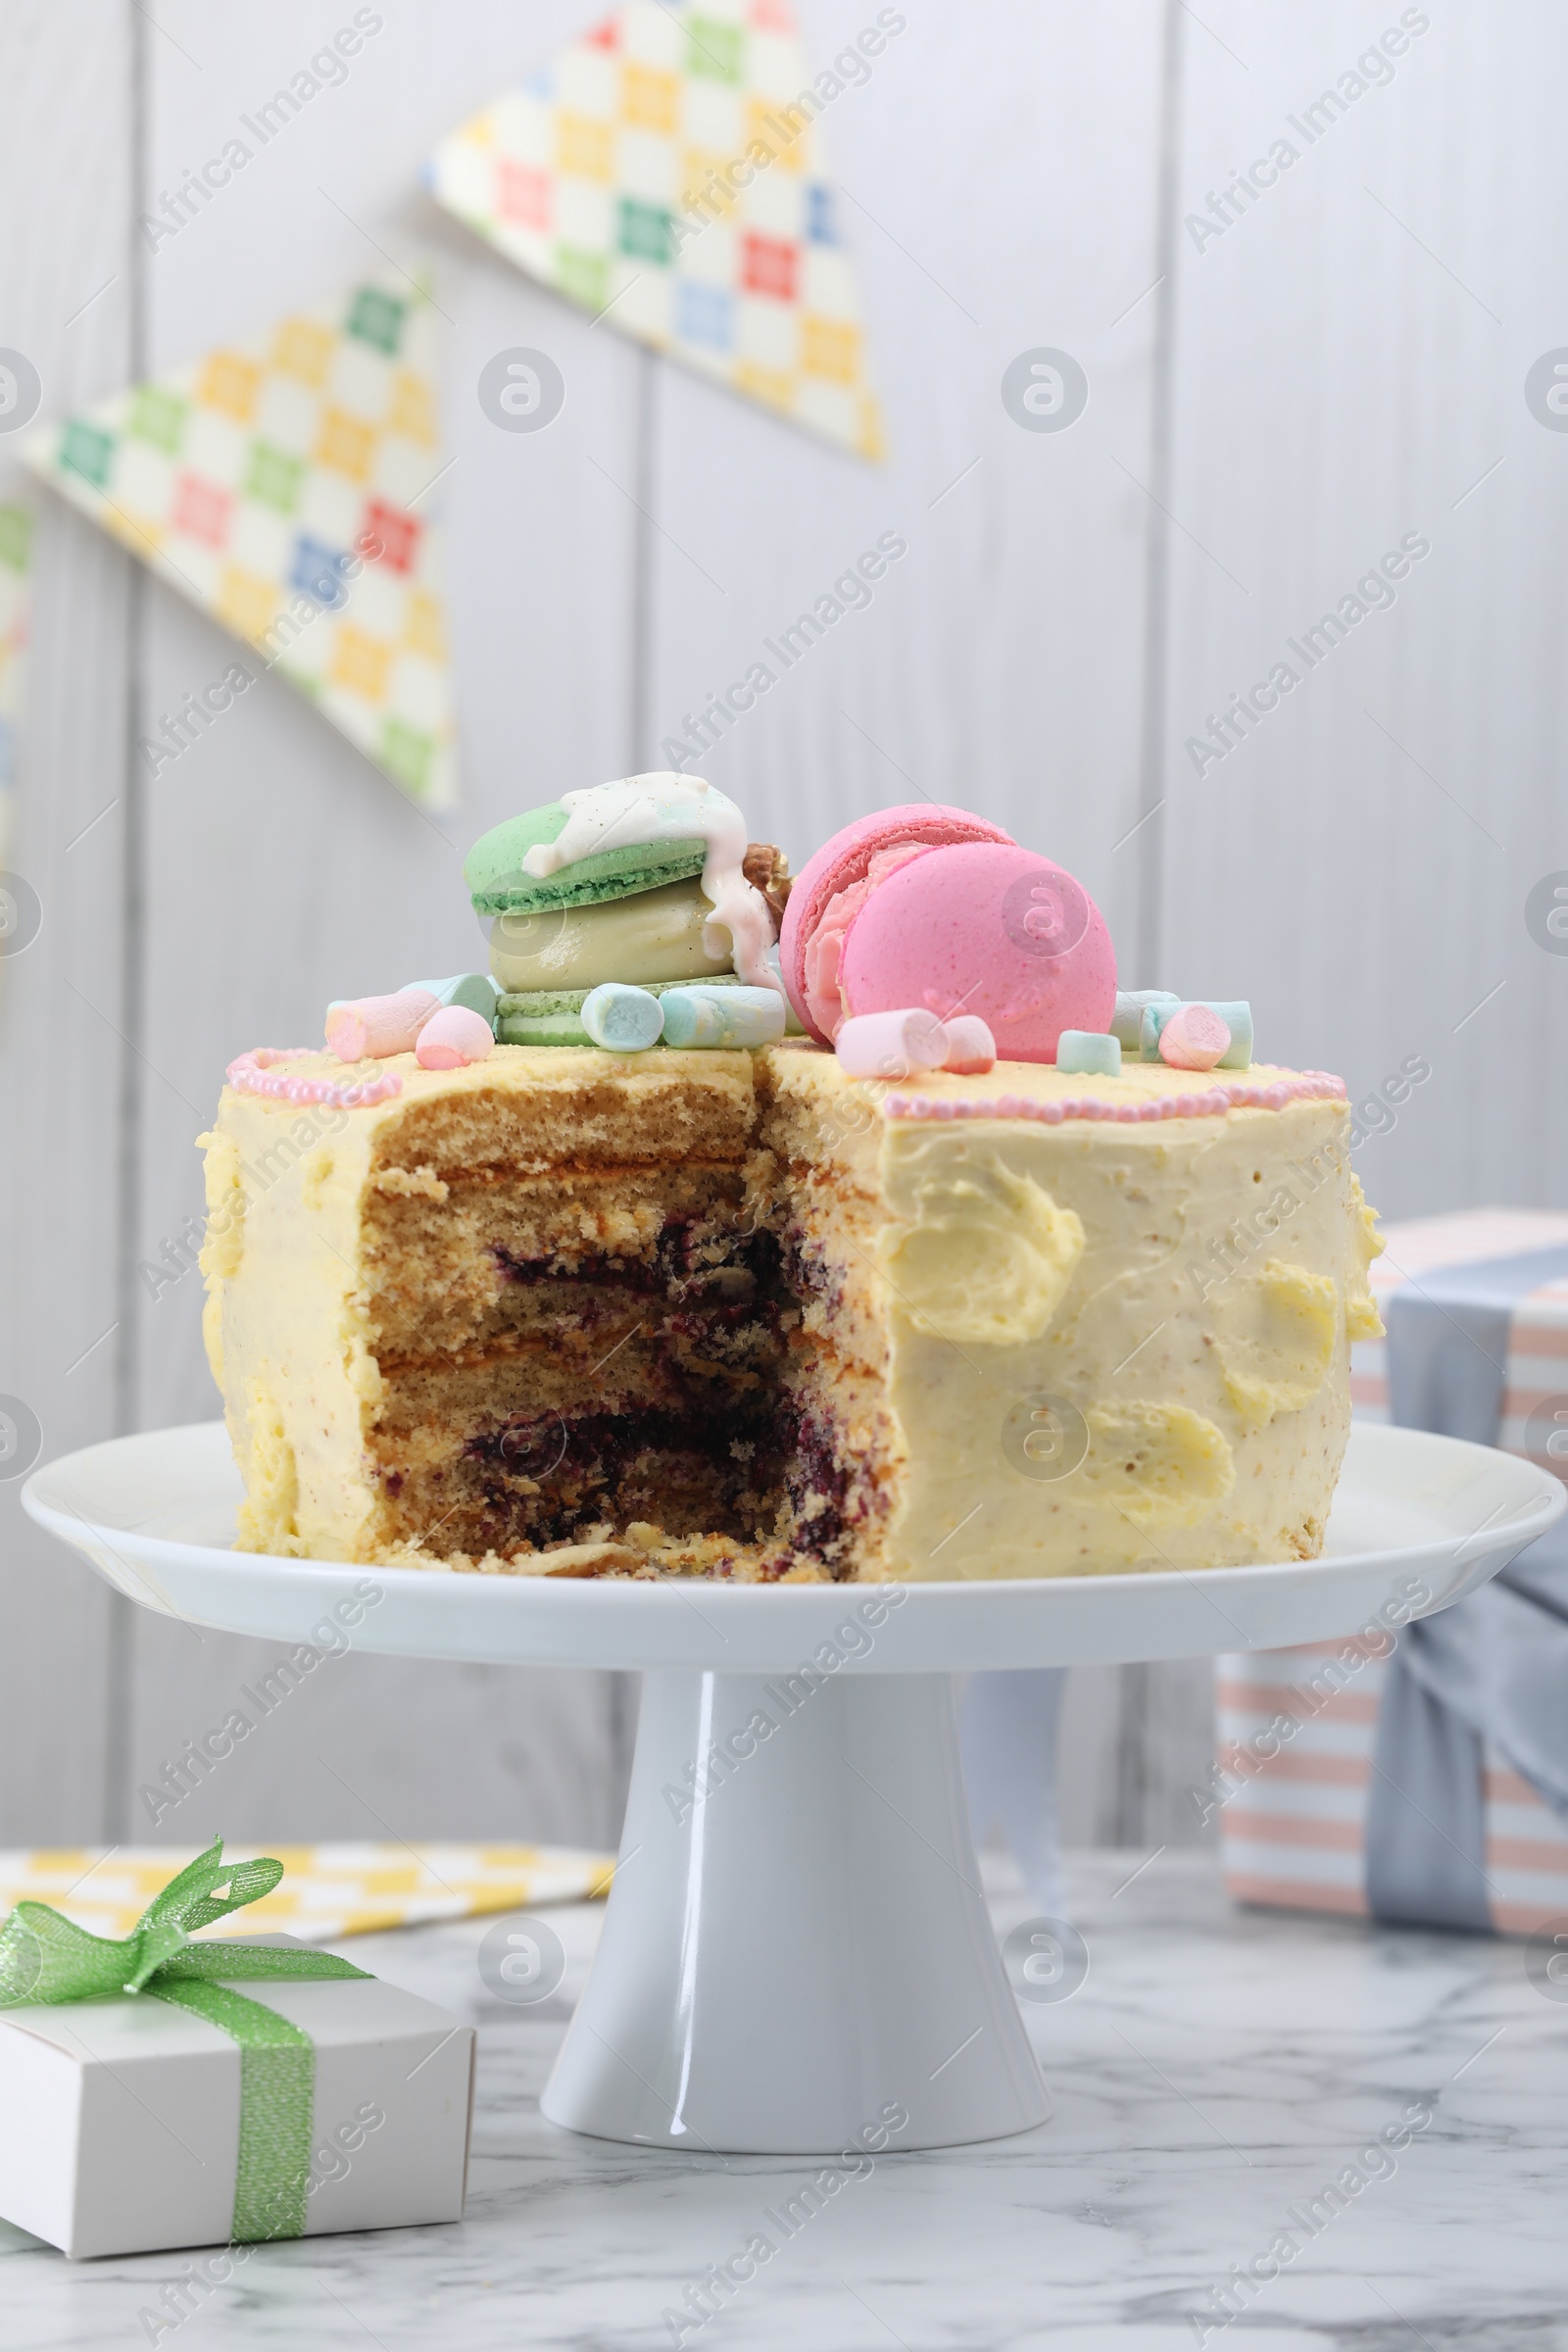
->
[1216, 1641, 1568, 1935]
[1216, 1207, 1568, 1936]
[1349, 1204, 1568, 1447]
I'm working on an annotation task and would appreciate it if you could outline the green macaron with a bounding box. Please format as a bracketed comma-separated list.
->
[495, 976, 742, 1016]
[497, 1008, 594, 1047]
[495, 974, 743, 1047]
[466, 803, 708, 916]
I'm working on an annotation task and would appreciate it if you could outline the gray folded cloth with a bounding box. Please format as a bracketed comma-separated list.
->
[1366, 1246, 1568, 1930]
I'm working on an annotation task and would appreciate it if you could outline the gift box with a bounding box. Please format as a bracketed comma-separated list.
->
[0, 1842, 474, 2259]
[1215, 1636, 1568, 1933]
[1214, 1207, 1568, 1936]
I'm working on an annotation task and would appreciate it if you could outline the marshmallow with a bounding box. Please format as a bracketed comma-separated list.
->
[1141, 998, 1252, 1070]
[1157, 1003, 1231, 1071]
[942, 1014, 997, 1074]
[764, 945, 808, 1035]
[581, 982, 665, 1053]
[325, 989, 440, 1062]
[1112, 990, 1180, 1054]
[834, 1007, 949, 1080]
[659, 984, 787, 1049]
[416, 1004, 496, 1069]
[1056, 1029, 1122, 1077]
[1204, 1000, 1253, 1069]
[401, 972, 500, 1025]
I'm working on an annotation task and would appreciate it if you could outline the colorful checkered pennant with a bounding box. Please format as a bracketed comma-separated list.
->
[23, 267, 455, 808]
[428, 0, 886, 461]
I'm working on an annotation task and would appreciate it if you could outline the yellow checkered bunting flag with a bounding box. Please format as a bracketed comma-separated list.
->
[23, 264, 456, 808]
[0, 1844, 612, 1944]
[428, 0, 887, 461]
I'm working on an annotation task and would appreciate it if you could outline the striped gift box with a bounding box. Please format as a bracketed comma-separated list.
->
[1216, 1207, 1568, 1936]
[1351, 1204, 1568, 1445]
[1216, 1642, 1568, 1935]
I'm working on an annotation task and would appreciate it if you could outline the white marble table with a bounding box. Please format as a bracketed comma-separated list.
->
[5, 1851, 1564, 2350]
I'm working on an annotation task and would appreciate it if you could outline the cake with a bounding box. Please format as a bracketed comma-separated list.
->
[200, 781, 1383, 1582]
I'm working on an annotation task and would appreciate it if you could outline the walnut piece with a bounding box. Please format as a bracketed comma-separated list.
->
[743, 842, 792, 918]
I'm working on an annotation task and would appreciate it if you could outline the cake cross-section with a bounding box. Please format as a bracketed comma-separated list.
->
[200, 1043, 1381, 1581]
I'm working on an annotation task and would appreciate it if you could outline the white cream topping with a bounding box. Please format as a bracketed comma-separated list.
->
[518, 773, 779, 990]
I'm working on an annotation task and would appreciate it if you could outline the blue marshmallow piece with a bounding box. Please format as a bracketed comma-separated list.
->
[400, 972, 501, 1025]
[1112, 990, 1179, 1054]
[764, 945, 808, 1035]
[1140, 998, 1254, 1069]
[1206, 1000, 1253, 1069]
[581, 982, 665, 1053]
[660, 984, 787, 1050]
[1139, 1002, 1176, 1058]
[1055, 1029, 1122, 1077]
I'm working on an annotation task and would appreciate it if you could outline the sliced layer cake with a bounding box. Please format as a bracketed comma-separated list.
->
[201, 1045, 1381, 1580]
[201, 781, 1382, 1581]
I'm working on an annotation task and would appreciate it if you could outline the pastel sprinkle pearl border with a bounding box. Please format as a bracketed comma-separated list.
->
[881, 1071, 1347, 1124]
[223, 1052, 1344, 1123]
[226, 1048, 404, 1110]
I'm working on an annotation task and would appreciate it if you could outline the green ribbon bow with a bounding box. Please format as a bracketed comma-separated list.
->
[0, 1837, 369, 2243]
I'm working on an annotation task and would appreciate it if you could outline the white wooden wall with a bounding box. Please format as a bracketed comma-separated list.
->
[3, 0, 1563, 1858]
[1162, 0, 1568, 1224]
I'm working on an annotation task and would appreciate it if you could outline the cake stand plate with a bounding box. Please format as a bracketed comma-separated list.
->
[24, 1424, 1562, 2156]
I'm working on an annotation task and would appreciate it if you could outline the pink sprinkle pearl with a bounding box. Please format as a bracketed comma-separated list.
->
[225, 1047, 404, 1113]
[880, 1070, 1346, 1126]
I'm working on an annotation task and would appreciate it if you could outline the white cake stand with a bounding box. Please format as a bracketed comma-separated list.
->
[24, 1422, 1562, 2156]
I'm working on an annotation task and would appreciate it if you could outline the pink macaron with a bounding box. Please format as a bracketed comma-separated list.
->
[836, 842, 1116, 1063]
[780, 803, 1015, 1045]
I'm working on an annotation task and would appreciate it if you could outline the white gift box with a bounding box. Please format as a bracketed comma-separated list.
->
[0, 1938, 474, 2259]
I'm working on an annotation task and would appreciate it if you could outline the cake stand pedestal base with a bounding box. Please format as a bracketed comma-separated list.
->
[541, 1671, 1050, 2154]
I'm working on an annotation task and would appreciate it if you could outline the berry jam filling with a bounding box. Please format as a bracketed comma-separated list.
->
[386, 1210, 869, 1573]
